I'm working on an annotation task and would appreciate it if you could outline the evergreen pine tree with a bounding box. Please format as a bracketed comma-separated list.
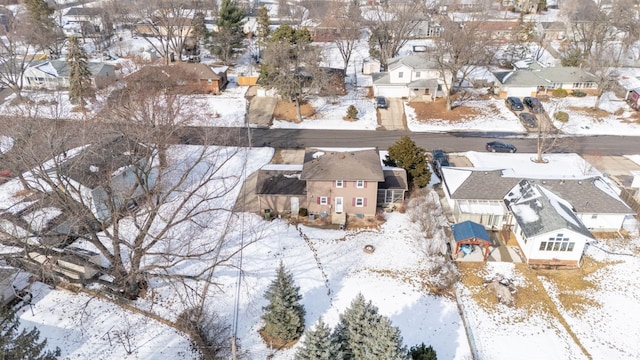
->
[262, 261, 305, 344]
[0, 306, 60, 359]
[211, 0, 246, 64]
[409, 342, 437, 360]
[295, 318, 340, 360]
[256, 4, 271, 49]
[66, 36, 93, 106]
[333, 293, 407, 360]
[383, 136, 431, 188]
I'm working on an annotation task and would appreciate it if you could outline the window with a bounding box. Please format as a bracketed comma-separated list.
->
[356, 180, 364, 188]
[355, 197, 364, 207]
[320, 197, 328, 205]
[415, 71, 421, 78]
[591, 214, 597, 219]
[540, 233, 575, 252]
[336, 180, 344, 188]
[398, 71, 404, 78]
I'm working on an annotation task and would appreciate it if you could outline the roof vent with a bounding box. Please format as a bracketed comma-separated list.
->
[339, 154, 346, 159]
[578, 180, 583, 185]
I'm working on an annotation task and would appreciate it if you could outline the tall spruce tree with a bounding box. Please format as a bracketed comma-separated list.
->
[383, 136, 431, 188]
[66, 36, 93, 106]
[333, 293, 407, 360]
[0, 306, 60, 359]
[211, 0, 246, 64]
[262, 261, 305, 344]
[409, 342, 437, 360]
[255, 4, 271, 51]
[295, 318, 340, 360]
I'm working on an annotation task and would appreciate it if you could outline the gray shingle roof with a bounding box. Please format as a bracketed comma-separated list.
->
[387, 54, 438, 71]
[505, 180, 594, 238]
[300, 148, 384, 181]
[495, 65, 596, 86]
[448, 169, 632, 214]
[379, 168, 408, 190]
[256, 170, 306, 195]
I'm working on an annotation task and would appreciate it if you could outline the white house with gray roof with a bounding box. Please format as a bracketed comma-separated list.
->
[372, 54, 452, 100]
[505, 180, 594, 267]
[441, 167, 633, 232]
[493, 62, 597, 98]
[22, 60, 116, 90]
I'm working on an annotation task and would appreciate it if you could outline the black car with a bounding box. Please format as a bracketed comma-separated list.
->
[432, 149, 450, 167]
[518, 112, 538, 128]
[486, 141, 517, 153]
[523, 97, 544, 113]
[376, 96, 389, 109]
[505, 97, 524, 111]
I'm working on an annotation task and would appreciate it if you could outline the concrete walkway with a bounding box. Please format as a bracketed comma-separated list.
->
[247, 96, 277, 127]
[378, 98, 406, 130]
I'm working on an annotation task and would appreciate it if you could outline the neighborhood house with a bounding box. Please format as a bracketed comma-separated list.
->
[22, 60, 116, 90]
[372, 55, 452, 101]
[256, 148, 408, 225]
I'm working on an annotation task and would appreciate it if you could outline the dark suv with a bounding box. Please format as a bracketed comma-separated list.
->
[486, 141, 517, 153]
[518, 112, 538, 128]
[432, 149, 449, 176]
[376, 96, 389, 109]
[523, 97, 544, 113]
[505, 97, 524, 111]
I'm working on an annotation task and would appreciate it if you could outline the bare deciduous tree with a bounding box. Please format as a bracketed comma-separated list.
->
[329, 0, 362, 73]
[428, 16, 495, 111]
[365, 1, 423, 66]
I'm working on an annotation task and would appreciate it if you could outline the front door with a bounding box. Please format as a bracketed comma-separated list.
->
[335, 197, 343, 213]
[291, 197, 299, 215]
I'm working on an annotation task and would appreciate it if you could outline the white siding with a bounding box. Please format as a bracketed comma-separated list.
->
[374, 85, 409, 98]
[521, 229, 588, 264]
[578, 213, 627, 231]
[503, 86, 537, 97]
[389, 65, 413, 84]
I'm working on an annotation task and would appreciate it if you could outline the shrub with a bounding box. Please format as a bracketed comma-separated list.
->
[346, 105, 358, 119]
[554, 111, 569, 122]
[571, 90, 587, 97]
[298, 208, 308, 217]
[552, 88, 568, 98]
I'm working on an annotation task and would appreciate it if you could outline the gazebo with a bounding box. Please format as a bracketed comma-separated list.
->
[451, 220, 492, 261]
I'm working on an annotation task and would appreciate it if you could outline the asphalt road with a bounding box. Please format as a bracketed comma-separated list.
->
[177, 127, 633, 156]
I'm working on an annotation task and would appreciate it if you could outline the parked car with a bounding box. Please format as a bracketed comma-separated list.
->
[432, 149, 450, 176]
[376, 96, 389, 109]
[505, 97, 524, 111]
[518, 112, 538, 128]
[486, 141, 517, 153]
[523, 97, 544, 113]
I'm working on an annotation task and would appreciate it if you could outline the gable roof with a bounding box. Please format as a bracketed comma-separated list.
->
[31, 60, 114, 78]
[505, 180, 594, 239]
[452, 220, 491, 243]
[300, 148, 384, 181]
[443, 168, 632, 214]
[65, 7, 103, 17]
[256, 166, 306, 196]
[495, 64, 597, 87]
[387, 54, 438, 71]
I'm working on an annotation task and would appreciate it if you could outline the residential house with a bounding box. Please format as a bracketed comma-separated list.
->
[466, 21, 519, 44]
[372, 54, 452, 100]
[440, 168, 633, 232]
[22, 60, 116, 90]
[127, 63, 228, 95]
[504, 180, 595, 267]
[256, 148, 408, 224]
[493, 61, 597, 98]
[0, 267, 29, 306]
[539, 21, 567, 41]
[63, 6, 108, 36]
[502, 0, 539, 13]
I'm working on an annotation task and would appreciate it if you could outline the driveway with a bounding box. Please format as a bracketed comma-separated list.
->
[377, 98, 406, 130]
[248, 96, 277, 127]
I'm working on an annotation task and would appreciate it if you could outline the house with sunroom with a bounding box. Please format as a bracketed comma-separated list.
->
[255, 148, 408, 224]
[504, 180, 595, 267]
[372, 54, 452, 101]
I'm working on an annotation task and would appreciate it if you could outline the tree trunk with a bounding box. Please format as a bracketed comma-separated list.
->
[445, 94, 452, 111]
[295, 97, 302, 122]
[594, 90, 603, 109]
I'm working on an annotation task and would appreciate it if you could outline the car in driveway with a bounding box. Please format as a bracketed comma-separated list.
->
[523, 97, 544, 113]
[376, 96, 389, 109]
[505, 97, 524, 111]
[486, 141, 517, 153]
[432, 149, 450, 176]
[518, 112, 538, 128]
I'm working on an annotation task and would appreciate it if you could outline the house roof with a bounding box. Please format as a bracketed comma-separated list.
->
[173, 62, 225, 80]
[65, 7, 103, 17]
[128, 63, 225, 84]
[408, 78, 438, 88]
[505, 180, 594, 239]
[32, 60, 114, 78]
[495, 65, 597, 87]
[387, 54, 438, 71]
[61, 136, 150, 189]
[452, 220, 491, 243]
[300, 148, 384, 181]
[256, 169, 306, 196]
[443, 168, 632, 214]
[379, 168, 408, 190]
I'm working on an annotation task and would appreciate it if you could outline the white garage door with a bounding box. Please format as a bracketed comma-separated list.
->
[374, 85, 408, 98]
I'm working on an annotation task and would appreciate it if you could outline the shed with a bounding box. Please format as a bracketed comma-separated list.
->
[452, 220, 492, 260]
